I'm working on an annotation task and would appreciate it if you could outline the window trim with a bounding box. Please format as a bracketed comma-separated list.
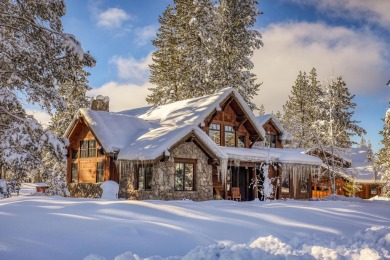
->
[79, 140, 98, 158]
[208, 123, 221, 146]
[174, 159, 196, 191]
[224, 125, 236, 147]
[134, 164, 153, 191]
[96, 161, 104, 183]
[71, 163, 78, 183]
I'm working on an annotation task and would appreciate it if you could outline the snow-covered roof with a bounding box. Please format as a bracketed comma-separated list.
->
[343, 147, 379, 183]
[118, 125, 228, 161]
[69, 109, 151, 154]
[256, 114, 292, 141]
[219, 147, 322, 166]
[121, 88, 265, 138]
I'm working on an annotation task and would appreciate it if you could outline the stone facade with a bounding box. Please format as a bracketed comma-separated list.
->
[68, 183, 102, 198]
[118, 141, 213, 201]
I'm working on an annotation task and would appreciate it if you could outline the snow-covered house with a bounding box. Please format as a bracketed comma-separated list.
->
[307, 146, 384, 199]
[65, 88, 322, 200]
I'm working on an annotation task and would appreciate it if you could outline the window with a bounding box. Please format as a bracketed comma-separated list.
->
[300, 174, 308, 193]
[238, 136, 246, 148]
[96, 162, 104, 182]
[265, 134, 276, 148]
[135, 165, 153, 190]
[209, 124, 221, 145]
[80, 140, 97, 158]
[175, 162, 195, 191]
[281, 172, 289, 193]
[225, 126, 235, 147]
[71, 149, 78, 159]
[71, 163, 78, 183]
[371, 185, 377, 195]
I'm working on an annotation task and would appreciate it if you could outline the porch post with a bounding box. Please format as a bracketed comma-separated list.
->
[254, 165, 258, 199]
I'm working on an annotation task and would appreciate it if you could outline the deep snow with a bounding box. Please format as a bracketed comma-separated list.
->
[0, 193, 389, 259]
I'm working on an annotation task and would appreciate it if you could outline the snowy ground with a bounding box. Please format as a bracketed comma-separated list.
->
[0, 192, 389, 259]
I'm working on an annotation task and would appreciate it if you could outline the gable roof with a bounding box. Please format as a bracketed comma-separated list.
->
[120, 88, 265, 139]
[65, 109, 151, 154]
[256, 114, 292, 141]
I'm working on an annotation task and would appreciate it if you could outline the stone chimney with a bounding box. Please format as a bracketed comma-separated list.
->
[91, 95, 110, 112]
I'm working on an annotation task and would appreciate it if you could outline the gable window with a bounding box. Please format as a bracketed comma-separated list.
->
[209, 124, 221, 145]
[265, 134, 276, 148]
[225, 126, 235, 147]
[135, 165, 153, 190]
[71, 163, 78, 183]
[96, 162, 104, 182]
[175, 161, 195, 191]
[281, 172, 290, 193]
[80, 140, 97, 158]
[238, 136, 246, 148]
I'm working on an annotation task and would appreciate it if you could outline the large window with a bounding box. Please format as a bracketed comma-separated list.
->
[300, 174, 308, 193]
[71, 163, 78, 183]
[135, 165, 153, 190]
[80, 140, 97, 158]
[96, 162, 104, 183]
[225, 126, 235, 147]
[281, 172, 290, 193]
[209, 124, 221, 145]
[175, 162, 195, 191]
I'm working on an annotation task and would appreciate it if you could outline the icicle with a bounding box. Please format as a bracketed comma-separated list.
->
[220, 158, 228, 187]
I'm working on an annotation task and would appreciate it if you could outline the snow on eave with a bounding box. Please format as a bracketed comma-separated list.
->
[117, 125, 228, 161]
[63, 109, 83, 138]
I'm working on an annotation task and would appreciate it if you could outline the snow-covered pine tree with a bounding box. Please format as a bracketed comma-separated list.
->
[211, 0, 263, 109]
[377, 108, 390, 196]
[148, 5, 183, 105]
[148, 0, 216, 105]
[0, 0, 95, 183]
[315, 76, 366, 193]
[282, 69, 321, 148]
[258, 104, 265, 116]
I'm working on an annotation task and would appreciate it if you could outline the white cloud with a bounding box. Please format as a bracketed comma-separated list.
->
[252, 22, 389, 114]
[97, 8, 130, 29]
[286, 0, 390, 29]
[110, 53, 153, 83]
[135, 25, 158, 46]
[88, 81, 151, 112]
[26, 109, 51, 128]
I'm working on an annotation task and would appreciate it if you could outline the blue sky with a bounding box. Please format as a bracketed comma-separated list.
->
[36, 0, 390, 151]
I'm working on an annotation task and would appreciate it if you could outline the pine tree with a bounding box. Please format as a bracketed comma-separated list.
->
[148, 0, 216, 105]
[211, 0, 263, 109]
[272, 111, 283, 121]
[148, 0, 263, 109]
[148, 5, 184, 105]
[0, 0, 95, 183]
[282, 70, 320, 148]
[258, 104, 265, 116]
[316, 76, 366, 193]
[377, 108, 390, 196]
[343, 175, 362, 197]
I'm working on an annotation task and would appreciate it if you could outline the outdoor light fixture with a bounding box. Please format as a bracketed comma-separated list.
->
[387, 80, 390, 86]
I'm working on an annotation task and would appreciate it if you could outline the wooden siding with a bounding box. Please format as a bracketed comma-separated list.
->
[202, 102, 254, 148]
[263, 121, 283, 148]
[67, 118, 113, 184]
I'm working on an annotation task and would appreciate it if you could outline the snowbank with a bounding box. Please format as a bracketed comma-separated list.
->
[100, 180, 119, 199]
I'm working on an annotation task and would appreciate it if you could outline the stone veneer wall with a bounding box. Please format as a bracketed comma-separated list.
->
[118, 142, 213, 201]
[68, 183, 103, 198]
